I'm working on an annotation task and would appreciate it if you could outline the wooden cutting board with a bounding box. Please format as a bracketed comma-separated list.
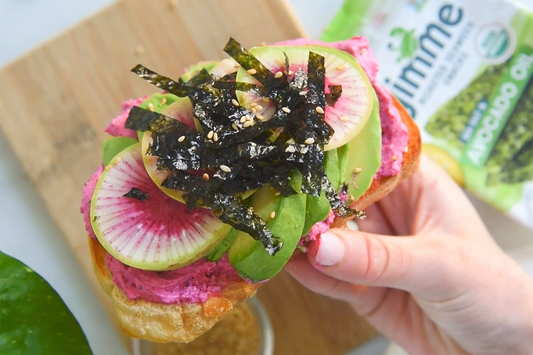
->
[0, 0, 376, 353]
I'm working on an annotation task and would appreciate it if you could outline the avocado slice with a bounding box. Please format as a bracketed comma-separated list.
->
[301, 149, 339, 235]
[206, 228, 240, 262]
[102, 137, 137, 167]
[343, 92, 382, 201]
[228, 171, 307, 281]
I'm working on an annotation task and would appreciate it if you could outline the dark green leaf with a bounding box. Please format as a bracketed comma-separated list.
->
[0, 251, 92, 355]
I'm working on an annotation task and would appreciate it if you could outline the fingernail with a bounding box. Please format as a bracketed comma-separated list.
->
[315, 232, 345, 266]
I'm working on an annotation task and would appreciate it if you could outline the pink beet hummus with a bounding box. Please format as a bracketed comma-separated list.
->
[275, 37, 409, 178]
[81, 37, 409, 305]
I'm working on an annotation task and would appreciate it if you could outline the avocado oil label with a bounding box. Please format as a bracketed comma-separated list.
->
[324, 0, 533, 230]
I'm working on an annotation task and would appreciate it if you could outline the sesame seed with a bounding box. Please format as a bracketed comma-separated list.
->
[135, 45, 145, 55]
[207, 130, 214, 139]
[256, 114, 265, 121]
[232, 123, 238, 130]
[243, 121, 252, 128]
[353, 167, 362, 174]
[247, 69, 257, 75]
[255, 105, 263, 111]
[270, 211, 276, 219]
[286, 138, 295, 144]
[315, 106, 325, 114]
[250, 108, 257, 113]
[305, 138, 315, 145]
[114, 156, 122, 164]
[231, 99, 240, 107]
[404, 146, 409, 153]
[275, 192, 281, 196]
[161, 97, 167, 105]
[241, 93, 248, 100]
[213, 132, 219, 142]
[274, 71, 283, 78]
[148, 103, 155, 112]
[250, 102, 257, 108]
[281, 107, 291, 113]
[240, 116, 247, 123]
[288, 70, 294, 76]
[234, 63, 241, 69]
[178, 135, 186, 142]
[262, 97, 270, 103]
[340, 116, 349, 121]
[392, 155, 398, 161]
[202, 173, 210, 181]
[336, 65, 346, 71]
[349, 195, 355, 201]
[220, 165, 231, 173]
[299, 91, 307, 96]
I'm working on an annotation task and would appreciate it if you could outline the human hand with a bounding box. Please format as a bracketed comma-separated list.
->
[287, 155, 533, 355]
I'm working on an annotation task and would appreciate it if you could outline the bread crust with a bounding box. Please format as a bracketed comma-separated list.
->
[88, 96, 420, 343]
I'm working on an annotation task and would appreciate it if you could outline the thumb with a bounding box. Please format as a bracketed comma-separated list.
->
[308, 228, 457, 293]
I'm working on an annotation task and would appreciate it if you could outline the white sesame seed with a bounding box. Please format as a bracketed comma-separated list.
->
[213, 132, 219, 142]
[250, 108, 257, 113]
[281, 107, 291, 113]
[114, 156, 122, 164]
[161, 97, 167, 105]
[207, 130, 214, 139]
[243, 121, 252, 128]
[274, 71, 283, 79]
[256, 114, 265, 121]
[148, 103, 155, 112]
[220, 165, 231, 173]
[288, 70, 294, 76]
[241, 93, 248, 100]
[340, 116, 349, 121]
[234, 63, 241, 69]
[232, 123, 239, 130]
[249, 119, 255, 126]
[353, 167, 362, 174]
[270, 211, 276, 219]
[391, 155, 398, 161]
[349, 195, 355, 201]
[247, 69, 257, 75]
[404, 146, 409, 153]
[275, 192, 281, 196]
[255, 105, 263, 111]
[299, 91, 307, 96]
[135, 45, 145, 55]
[336, 65, 346, 71]
[305, 138, 315, 145]
[250, 102, 257, 108]
[262, 97, 270, 103]
[178, 135, 186, 142]
[231, 99, 240, 107]
[241, 116, 249, 123]
[202, 173, 210, 181]
[315, 106, 325, 114]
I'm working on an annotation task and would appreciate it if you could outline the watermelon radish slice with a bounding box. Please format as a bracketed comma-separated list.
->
[210, 58, 239, 78]
[236, 45, 374, 150]
[90, 143, 232, 270]
[141, 98, 194, 203]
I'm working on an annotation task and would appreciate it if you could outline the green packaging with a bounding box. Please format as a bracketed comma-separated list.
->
[324, 0, 533, 229]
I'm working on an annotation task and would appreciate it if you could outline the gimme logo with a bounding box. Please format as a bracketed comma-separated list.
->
[385, 4, 464, 119]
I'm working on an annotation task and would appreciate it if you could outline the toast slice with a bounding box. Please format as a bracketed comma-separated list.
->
[88, 96, 421, 343]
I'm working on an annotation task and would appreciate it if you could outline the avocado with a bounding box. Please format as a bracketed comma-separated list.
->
[228, 171, 307, 281]
[301, 149, 339, 235]
[102, 137, 137, 167]
[206, 228, 239, 262]
[343, 92, 382, 201]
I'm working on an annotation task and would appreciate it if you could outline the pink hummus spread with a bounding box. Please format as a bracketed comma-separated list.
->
[80, 37, 409, 305]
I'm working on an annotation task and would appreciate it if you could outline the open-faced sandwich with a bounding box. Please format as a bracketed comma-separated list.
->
[80, 37, 421, 343]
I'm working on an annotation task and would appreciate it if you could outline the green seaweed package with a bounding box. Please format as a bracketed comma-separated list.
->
[324, 0, 533, 229]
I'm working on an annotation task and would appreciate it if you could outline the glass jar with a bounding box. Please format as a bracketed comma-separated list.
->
[132, 297, 273, 355]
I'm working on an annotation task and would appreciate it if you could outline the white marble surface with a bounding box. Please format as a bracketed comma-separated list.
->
[0, 1, 532, 355]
